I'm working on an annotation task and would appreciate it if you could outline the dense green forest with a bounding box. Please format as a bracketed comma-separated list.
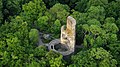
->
[0, 0, 120, 67]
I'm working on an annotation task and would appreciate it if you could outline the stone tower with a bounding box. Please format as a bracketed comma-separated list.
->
[48, 16, 76, 56]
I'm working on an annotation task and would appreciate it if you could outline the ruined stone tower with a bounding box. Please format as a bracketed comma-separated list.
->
[48, 16, 76, 56]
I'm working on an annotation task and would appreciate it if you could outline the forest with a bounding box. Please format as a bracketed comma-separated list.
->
[0, 0, 120, 67]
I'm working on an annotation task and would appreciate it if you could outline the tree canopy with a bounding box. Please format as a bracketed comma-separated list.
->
[0, 0, 120, 67]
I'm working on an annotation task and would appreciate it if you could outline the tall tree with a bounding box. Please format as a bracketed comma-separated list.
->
[69, 47, 117, 67]
[2, 0, 31, 21]
[21, 0, 47, 28]
[87, 6, 105, 22]
[105, 1, 120, 19]
[0, 0, 3, 24]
